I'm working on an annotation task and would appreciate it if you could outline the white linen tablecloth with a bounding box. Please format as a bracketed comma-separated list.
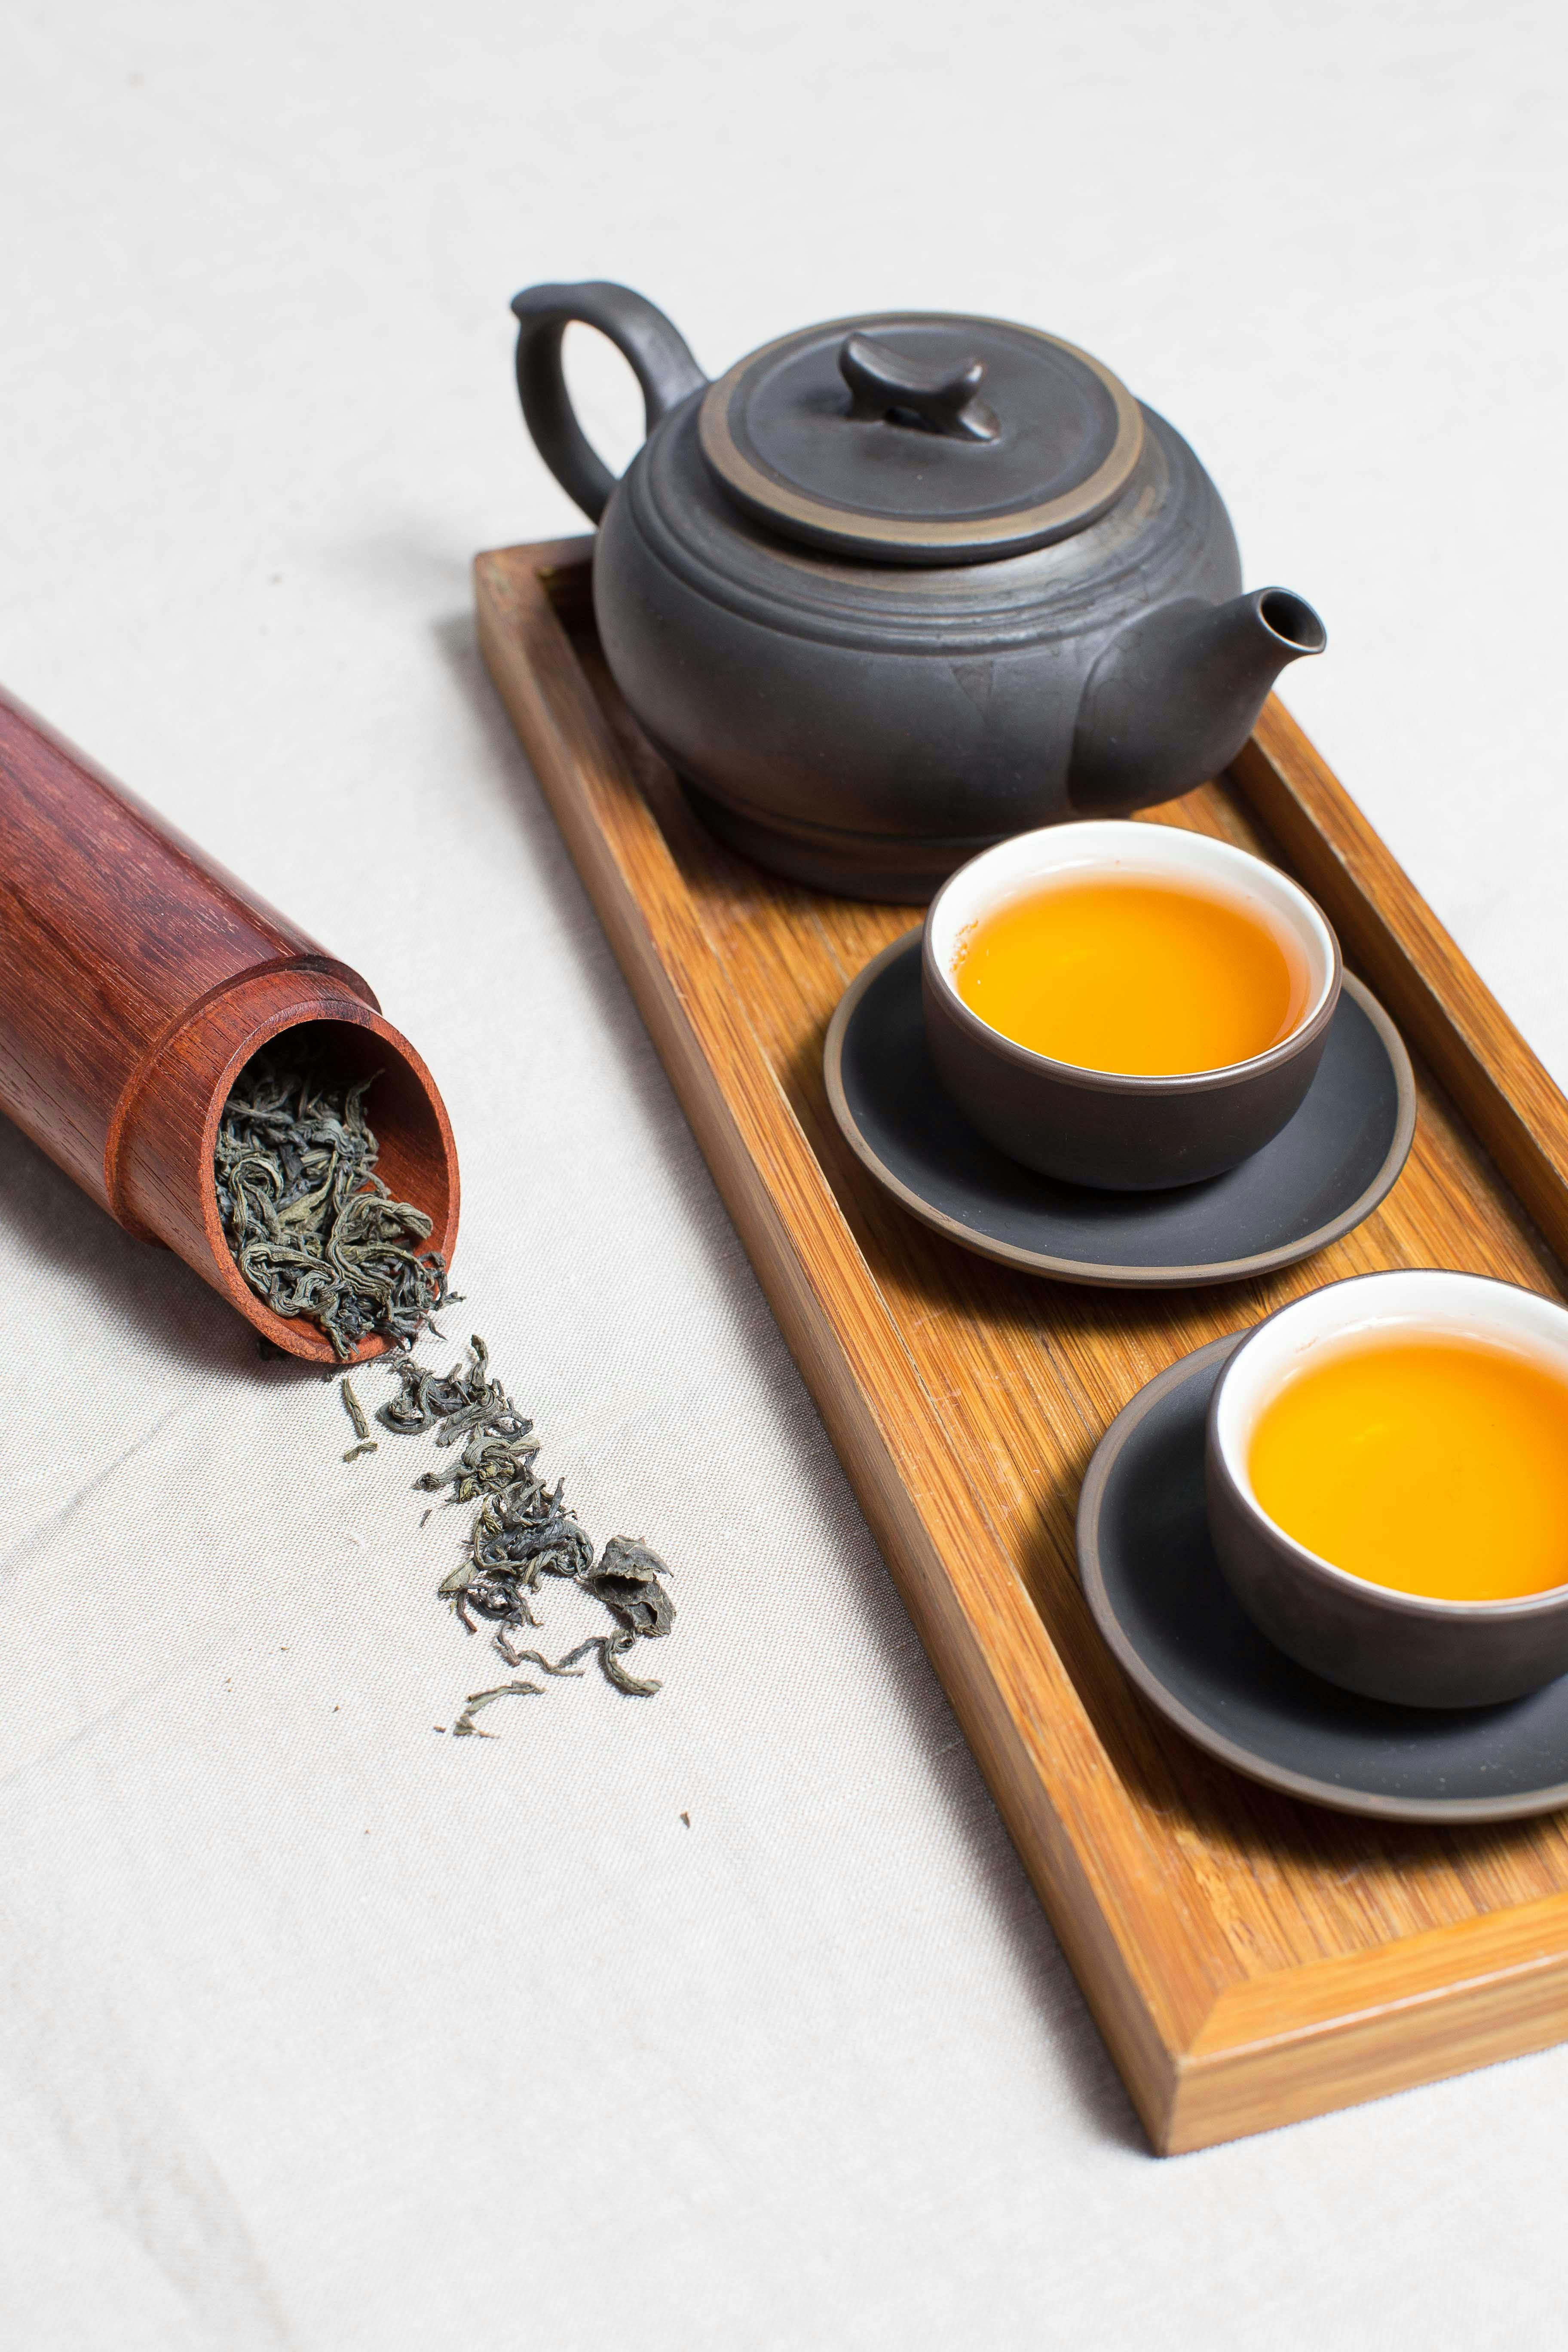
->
[2, 3, 1565, 2343]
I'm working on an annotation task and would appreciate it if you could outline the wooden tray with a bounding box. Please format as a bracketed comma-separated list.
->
[477, 537, 1568, 2154]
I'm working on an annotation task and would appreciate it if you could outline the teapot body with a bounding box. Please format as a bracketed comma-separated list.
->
[511, 283, 1319, 903]
[595, 387, 1241, 899]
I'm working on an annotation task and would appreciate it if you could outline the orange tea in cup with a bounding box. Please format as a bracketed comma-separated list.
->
[951, 872, 1312, 1076]
[1247, 1333, 1568, 1602]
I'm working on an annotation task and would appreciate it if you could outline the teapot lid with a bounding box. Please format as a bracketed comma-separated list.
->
[697, 311, 1144, 565]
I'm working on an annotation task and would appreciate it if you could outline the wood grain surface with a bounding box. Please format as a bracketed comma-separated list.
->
[0, 687, 460, 1360]
[476, 536, 1568, 2153]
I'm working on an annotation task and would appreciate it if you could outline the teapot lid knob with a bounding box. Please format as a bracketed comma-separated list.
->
[837, 333, 999, 443]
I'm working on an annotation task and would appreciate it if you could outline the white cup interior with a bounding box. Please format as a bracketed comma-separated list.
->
[1214, 1270, 1568, 1595]
[928, 819, 1338, 1067]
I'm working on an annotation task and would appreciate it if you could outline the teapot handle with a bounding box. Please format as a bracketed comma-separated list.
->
[511, 281, 708, 524]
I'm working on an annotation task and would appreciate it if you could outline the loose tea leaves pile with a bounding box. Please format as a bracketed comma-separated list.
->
[367, 1336, 677, 1727]
[218, 1047, 677, 1733]
[215, 1049, 452, 1359]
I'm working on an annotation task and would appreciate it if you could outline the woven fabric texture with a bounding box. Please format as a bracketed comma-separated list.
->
[1, 3, 1565, 2345]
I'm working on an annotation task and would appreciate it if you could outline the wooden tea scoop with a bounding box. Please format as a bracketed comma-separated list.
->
[0, 687, 459, 1361]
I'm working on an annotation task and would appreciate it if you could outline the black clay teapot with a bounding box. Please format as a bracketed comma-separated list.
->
[513, 281, 1326, 901]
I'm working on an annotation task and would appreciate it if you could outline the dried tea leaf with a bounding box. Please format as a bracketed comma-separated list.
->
[580, 1536, 676, 1639]
[342, 1441, 379, 1463]
[559, 1630, 663, 1697]
[340, 1378, 370, 1441]
[491, 1636, 587, 1676]
[474, 1511, 594, 1586]
[601, 1631, 662, 1696]
[414, 1430, 541, 1494]
[378, 1357, 468, 1434]
[452, 1680, 544, 1737]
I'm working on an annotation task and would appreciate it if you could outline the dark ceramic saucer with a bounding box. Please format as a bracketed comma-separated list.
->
[824, 930, 1415, 1288]
[1078, 1335, 1568, 1822]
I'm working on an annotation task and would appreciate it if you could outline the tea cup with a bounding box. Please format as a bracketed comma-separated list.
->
[921, 820, 1341, 1191]
[1207, 1269, 1568, 1708]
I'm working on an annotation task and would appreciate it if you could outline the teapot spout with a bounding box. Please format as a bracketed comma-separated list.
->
[1069, 588, 1326, 816]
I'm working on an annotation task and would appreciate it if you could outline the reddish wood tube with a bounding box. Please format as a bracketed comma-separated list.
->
[0, 687, 459, 1361]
